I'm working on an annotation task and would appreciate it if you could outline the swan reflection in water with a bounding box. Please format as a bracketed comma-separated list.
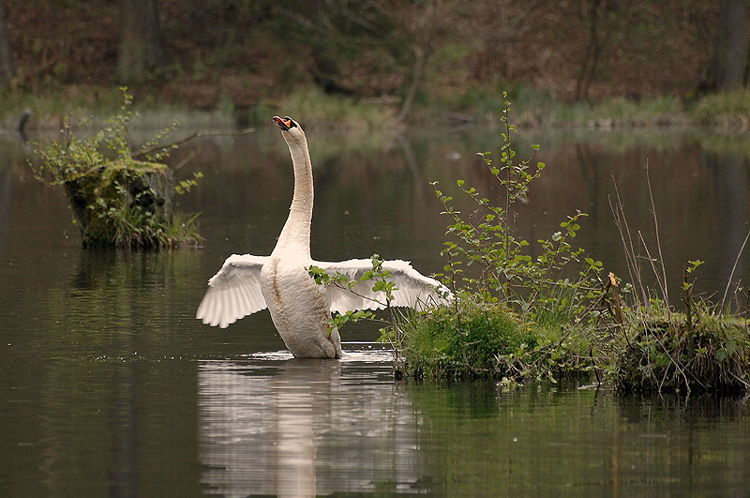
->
[198, 352, 425, 497]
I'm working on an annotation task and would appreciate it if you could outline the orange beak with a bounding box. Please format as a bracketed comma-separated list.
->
[273, 116, 290, 131]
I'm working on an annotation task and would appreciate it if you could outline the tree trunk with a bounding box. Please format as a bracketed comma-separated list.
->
[0, 0, 14, 86]
[706, 0, 748, 91]
[396, 1, 439, 125]
[396, 45, 430, 125]
[575, 0, 605, 101]
[117, 0, 165, 83]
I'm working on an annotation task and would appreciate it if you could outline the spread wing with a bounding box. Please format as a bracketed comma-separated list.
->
[196, 254, 269, 328]
[313, 259, 451, 314]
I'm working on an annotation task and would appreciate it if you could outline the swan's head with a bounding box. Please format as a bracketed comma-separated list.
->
[273, 115, 306, 146]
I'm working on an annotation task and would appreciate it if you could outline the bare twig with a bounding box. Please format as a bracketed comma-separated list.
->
[609, 182, 647, 308]
[721, 228, 750, 310]
[171, 148, 201, 172]
[645, 162, 670, 306]
[132, 128, 255, 162]
[637, 230, 670, 320]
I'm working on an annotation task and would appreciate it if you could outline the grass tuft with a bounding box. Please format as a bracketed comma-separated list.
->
[401, 298, 537, 380]
[615, 300, 750, 393]
[692, 89, 750, 131]
[268, 87, 396, 132]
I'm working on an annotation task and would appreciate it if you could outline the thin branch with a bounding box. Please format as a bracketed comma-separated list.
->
[638, 231, 668, 312]
[721, 228, 750, 310]
[132, 128, 255, 162]
[645, 162, 669, 305]
[171, 148, 201, 172]
[609, 181, 647, 307]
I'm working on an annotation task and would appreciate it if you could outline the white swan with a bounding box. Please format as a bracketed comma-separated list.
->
[196, 116, 450, 359]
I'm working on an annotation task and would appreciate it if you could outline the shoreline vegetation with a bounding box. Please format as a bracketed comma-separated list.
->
[3, 85, 750, 135]
[323, 93, 750, 395]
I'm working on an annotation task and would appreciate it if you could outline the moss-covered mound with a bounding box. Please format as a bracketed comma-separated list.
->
[401, 300, 539, 380]
[63, 159, 196, 249]
[615, 309, 750, 394]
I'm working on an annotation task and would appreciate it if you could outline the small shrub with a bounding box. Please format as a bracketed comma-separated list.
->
[371, 92, 607, 383]
[433, 92, 604, 327]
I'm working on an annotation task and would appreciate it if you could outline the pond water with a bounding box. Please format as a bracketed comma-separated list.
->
[1, 125, 750, 496]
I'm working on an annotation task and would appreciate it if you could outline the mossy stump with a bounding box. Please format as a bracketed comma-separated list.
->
[63, 159, 180, 249]
[31, 88, 201, 250]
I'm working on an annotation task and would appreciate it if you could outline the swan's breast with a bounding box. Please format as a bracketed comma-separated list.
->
[260, 255, 340, 357]
[260, 256, 330, 332]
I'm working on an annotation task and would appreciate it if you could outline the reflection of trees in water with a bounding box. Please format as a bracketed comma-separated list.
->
[198, 358, 425, 496]
[405, 381, 750, 496]
[705, 152, 749, 306]
[521, 138, 750, 301]
[0, 159, 12, 254]
[0, 140, 39, 254]
[616, 392, 749, 424]
[12, 247, 208, 496]
[613, 392, 750, 494]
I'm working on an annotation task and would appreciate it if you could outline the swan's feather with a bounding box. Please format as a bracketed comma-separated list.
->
[196, 254, 269, 328]
[313, 259, 451, 314]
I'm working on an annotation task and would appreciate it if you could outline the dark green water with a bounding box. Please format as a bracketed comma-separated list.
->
[1, 127, 749, 496]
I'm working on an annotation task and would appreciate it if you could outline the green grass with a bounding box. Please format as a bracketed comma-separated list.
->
[263, 87, 397, 131]
[0, 85, 236, 132]
[3, 82, 750, 133]
[692, 89, 750, 130]
[400, 299, 538, 380]
[398, 295, 595, 383]
[586, 95, 685, 127]
[436, 85, 689, 128]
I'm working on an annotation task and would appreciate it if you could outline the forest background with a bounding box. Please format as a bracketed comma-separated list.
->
[0, 0, 747, 128]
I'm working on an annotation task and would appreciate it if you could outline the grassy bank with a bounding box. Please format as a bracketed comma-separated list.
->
[428, 86, 750, 132]
[397, 296, 594, 384]
[0, 86, 237, 133]
[3, 85, 750, 134]
[396, 292, 750, 394]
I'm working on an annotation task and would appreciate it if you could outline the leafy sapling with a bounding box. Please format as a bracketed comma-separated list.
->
[308, 254, 401, 342]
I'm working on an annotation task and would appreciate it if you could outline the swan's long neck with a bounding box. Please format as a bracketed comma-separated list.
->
[274, 137, 313, 257]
